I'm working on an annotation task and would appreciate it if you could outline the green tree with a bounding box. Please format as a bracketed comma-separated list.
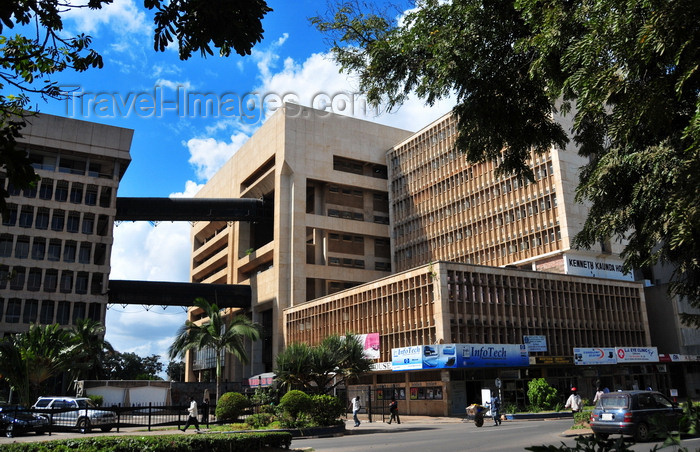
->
[275, 333, 373, 394]
[166, 360, 186, 382]
[168, 297, 261, 402]
[527, 378, 559, 411]
[100, 351, 164, 380]
[312, 0, 700, 312]
[0, 324, 78, 405]
[0, 0, 272, 211]
[69, 318, 114, 383]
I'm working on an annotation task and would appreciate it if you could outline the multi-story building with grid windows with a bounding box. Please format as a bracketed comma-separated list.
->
[0, 114, 132, 336]
[189, 104, 671, 413]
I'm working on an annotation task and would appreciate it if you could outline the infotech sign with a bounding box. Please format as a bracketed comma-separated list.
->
[391, 344, 529, 371]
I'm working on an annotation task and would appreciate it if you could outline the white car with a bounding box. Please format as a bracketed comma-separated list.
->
[32, 397, 116, 433]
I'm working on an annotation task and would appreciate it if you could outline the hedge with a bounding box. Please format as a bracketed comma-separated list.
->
[0, 432, 293, 452]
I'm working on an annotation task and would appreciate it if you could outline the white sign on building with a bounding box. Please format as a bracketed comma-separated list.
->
[564, 253, 634, 281]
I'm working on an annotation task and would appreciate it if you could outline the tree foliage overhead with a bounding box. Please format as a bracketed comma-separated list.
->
[0, 0, 271, 210]
[312, 0, 700, 312]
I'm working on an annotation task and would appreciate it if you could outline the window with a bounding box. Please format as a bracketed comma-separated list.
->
[66, 211, 80, 233]
[96, 214, 109, 236]
[7, 183, 21, 196]
[23, 299, 38, 323]
[99, 186, 112, 208]
[0, 265, 8, 290]
[88, 303, 101, 321]
[43, 269, 58, 292]
[51, 209, 65, 231]
[69, 182, 83, 203]
[39, 178, 54, 200]
[40, 300, 55, 323]
[56, 301, 70, 325]
[19, 206, 34, 227]
[2, 203, 17, 226]
[47, 239, 61, 261]
[31, 238, 46, 260]
[82, 213, 94, 235]
[78, 242, 91, 264]
[0, 234, 12, 257]
[10, 267, 26, 290]
[60, 270, 73, 293]
[63, 241, 77, 262]
[23, 184, 37, 198]
[14, 236, 29, 258]
[35, 207, 49, 229]
[6, 298, 21, 323]
[85, 185, 98, 205]
[54, 180, 68, 202]
[75, 272, 89, 294]
[91, 273, 104, 294]
[72, 302, 86, 322]
[27, 268, 42, 291]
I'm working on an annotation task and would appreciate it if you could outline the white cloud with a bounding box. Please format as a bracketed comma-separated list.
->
[64, 0, 150, 36]
[155, 79, 194, 92]
[186, 132, 251, 181]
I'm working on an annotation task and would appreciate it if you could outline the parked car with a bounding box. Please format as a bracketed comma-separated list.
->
[0, 405, 49, 438]
[32, 397, 116, 433]
[589, 390, 682, 441]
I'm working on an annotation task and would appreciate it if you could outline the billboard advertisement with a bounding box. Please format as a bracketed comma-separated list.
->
[573, 347, 617, 365]
[391, 344, 529, 371]
[615, 347, 658, 363]
[357, 333, 380, 360]
[524, 335, 548, 352]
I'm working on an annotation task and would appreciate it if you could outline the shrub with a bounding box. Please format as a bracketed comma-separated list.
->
[309, 394, 345, 426]
[279, 390, 312, 420]
[87, 394, 103, 407]
[527, 378, 559, 411]
[215, 392, 250, 422]
[246, 412, 276, 429]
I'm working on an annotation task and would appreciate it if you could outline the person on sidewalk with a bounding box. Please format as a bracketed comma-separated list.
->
[181, 396, 201, 432]
[351, 396, 361, 427]
[565, 387, 582, 414]
[200, 398, 210, 429]
[489, 394, 501, 426]
[388, 396, 401, 424]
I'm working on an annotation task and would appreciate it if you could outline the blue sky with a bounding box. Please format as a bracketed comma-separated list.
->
[18, 0, 455, 374]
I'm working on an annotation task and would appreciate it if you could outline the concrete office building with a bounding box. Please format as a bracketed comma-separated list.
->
[189, 104, 665, 412]
[187, 104, 413, 383]
[0, 114, 132, 336]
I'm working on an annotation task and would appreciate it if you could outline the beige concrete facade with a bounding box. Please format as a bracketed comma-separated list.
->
[285, 261, 650, 415]
[388, 112, 629, 279]
[0, 113, 132, 336]
[188, 104, 412, 383]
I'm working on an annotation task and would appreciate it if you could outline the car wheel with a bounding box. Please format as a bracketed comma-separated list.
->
[101, 426, 112, 432]
[5, 424, 14, 438]
[634, 422, 650, 442]
[594, 432, 609, 440]
[77, 418, 91, 434]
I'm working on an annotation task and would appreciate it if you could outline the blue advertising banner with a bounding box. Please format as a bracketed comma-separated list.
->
[392, 344, 529, 371]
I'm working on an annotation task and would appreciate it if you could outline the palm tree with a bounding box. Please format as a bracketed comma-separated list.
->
[275, 333, 372, 394]
[0, 324, 78, 405]
[69, 319, 114, 383]
[168, 297, 261, 402]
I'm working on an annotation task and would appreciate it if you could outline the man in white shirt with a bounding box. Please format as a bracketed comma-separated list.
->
[181, 396, 201, 432]
[351, 396, 361, 427]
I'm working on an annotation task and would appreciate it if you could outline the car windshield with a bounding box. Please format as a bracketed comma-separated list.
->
[76, 399, 96, 409]
[598, 395, 629, 409]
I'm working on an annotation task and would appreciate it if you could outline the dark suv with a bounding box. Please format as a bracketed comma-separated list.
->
[589, 390, 682, 441]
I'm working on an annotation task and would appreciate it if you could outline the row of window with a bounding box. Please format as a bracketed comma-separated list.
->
[0, 235, 107, 265]
[396, 226, 563, 266]
[2, 204, 110, 235]
[1, 177, 113, 208]
[0, 265, 104, 295]
[0, 298, 102, 325]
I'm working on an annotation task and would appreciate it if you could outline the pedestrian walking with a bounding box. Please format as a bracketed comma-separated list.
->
[489, 394, 501, 426]
[565, 387, 582, 414]
[181, 396, 201, 432]
[351, 395, 361, 427]
[201, 398, 210, 428]
[388, 396, 401, 424]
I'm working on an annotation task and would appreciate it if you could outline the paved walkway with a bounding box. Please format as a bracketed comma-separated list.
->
[0, 415, 591, 444]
